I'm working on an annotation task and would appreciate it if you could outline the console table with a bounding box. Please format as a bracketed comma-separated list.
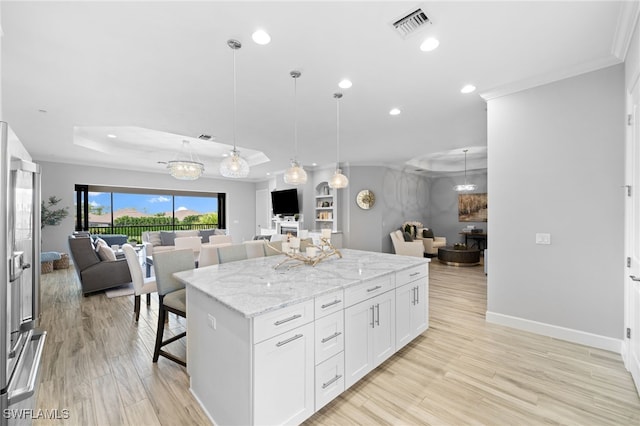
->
[459, 231, 487, 251]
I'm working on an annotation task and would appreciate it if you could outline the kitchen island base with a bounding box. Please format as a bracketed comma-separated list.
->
[181, 250, 429, 425]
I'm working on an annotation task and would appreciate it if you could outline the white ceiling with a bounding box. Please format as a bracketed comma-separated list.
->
[0, 1, 632, 181]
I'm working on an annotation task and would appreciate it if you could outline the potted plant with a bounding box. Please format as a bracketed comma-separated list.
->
[41, 195, 69, 229]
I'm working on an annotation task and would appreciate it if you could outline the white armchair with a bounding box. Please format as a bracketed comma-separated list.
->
[415, 228, 447, 257]
[389, 230, 424, 257]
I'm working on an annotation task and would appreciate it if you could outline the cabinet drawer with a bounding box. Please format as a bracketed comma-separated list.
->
[344, 274, 395, 308]
[315, 352, 344, 411]
[396, 264, 428, 287]
[315, 289, 344, 319]
[315, 311, 344, 365]
[253, 300, 314, 344]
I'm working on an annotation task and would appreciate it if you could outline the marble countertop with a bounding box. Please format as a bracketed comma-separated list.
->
[174, 249, 429, 318]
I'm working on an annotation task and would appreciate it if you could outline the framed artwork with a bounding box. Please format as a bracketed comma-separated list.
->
[458, 193, 488, 222]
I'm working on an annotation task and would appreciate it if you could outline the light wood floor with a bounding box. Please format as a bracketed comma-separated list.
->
[35, 259, 640, 425]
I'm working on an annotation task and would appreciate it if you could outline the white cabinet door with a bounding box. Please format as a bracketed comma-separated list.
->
[344, 291, 396, 389]
[254, 322, 315, 426]
[371, 291, 396, 367]
[396, 278, 428, 349]
[344, 299, 375, 389]
[411, 278, 428, 336]
[395, 282, 413, 349]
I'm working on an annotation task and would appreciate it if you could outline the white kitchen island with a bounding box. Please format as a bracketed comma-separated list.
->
[174, 249, 429, 426]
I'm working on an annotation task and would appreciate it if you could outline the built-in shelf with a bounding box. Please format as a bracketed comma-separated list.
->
[315, 182, 336, 231]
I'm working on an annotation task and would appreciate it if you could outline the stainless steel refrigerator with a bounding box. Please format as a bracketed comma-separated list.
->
[0, 121, 46, 426]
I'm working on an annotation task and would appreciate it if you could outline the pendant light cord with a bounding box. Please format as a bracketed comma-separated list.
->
[232, 47, 237, 152]
[334, 93, 343, 168]
[294, 75, 298, 159]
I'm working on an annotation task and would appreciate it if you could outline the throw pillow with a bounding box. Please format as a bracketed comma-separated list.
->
[422, 229, 434, 239]
[403, 231, 414, 242]
[97, 244, 116, 262]
[147, 231, 162, 246]
[159, 231, 176, 246]
[94, 237, 108, 253]
[199, 229, 217, 243]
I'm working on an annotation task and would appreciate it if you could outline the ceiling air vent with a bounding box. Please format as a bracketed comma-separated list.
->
[390, 8, 431, 39]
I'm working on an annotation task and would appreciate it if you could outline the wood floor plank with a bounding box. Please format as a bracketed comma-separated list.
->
[35, 258, 640, 425]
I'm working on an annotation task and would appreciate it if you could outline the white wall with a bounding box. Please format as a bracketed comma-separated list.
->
[38, 161, 257, 252]
[486, 64, 625, 348]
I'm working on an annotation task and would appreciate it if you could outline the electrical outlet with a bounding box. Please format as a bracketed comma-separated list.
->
[207, 314, 216, 330]
[535, 233, 551, 245]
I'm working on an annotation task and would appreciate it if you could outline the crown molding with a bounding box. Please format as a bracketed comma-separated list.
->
[611, 0, 640, 61]
[480, 56, 622, 101]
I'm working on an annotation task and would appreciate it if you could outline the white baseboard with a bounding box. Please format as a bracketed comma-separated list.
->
[486, 311, 623, 354]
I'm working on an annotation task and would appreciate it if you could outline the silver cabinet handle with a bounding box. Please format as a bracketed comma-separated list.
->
[409, 271, 420, 277]
[322, 374, 343, 389]
[274, 314, 302, 326]
[415, 286, 419, 304]
[276, 333, 303, 347]
[375, 303, 380, 326]
[411, 287, 416, 305]
[367, 285, 382, 293]
[631, 275, 640, 282]
[321, 299, 341, 309]
[370, 305, 375, 328]
[321, 331, 342, 343]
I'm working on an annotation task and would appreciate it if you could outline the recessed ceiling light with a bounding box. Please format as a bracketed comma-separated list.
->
[222, 153, 229, 157]
[107, 134, 117, 139]
[338, 79, 352, 89]
[389, 108, 401, 116]
[420, 37, 439, 52]
[312, 163, 317, 167]
[266, 172, 271, 176]
[461, 84, 476, 94]
[252, 30, 271, 45]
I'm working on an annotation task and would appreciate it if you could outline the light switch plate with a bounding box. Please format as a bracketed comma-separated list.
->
[535, 233, 551, 245]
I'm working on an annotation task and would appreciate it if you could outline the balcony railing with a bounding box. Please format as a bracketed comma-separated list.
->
[88, 223, 218, 243]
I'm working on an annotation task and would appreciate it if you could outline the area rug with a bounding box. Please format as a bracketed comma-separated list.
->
[105, 283, 134, 298]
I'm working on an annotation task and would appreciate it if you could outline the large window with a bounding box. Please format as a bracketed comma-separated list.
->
[75, 185, 225, 242]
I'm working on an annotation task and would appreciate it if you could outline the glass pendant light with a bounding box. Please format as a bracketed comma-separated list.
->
[329, 93, 348, 189]
[167, 140, 204, 180]
[220, 39, 250, 178]
[283, 70, 308, 185]
[453, 149, 477, 191]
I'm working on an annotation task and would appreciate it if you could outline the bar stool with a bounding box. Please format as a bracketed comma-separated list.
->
[151, 249, 193, 367]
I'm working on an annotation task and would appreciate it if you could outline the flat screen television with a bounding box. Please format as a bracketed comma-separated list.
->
[271, 188, 300, 215]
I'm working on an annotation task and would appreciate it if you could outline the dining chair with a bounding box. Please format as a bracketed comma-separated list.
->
[209, 234, 233, 245]
[151, 249, 194, 367]
[243, 240, 265, 259]
[198, 244, 220, 267]
[299, 237, 314, 251]
[174, 236, 202, 263]
[217, 244, 248, 264]
[264, 240, 283, 256]
[122, 244, 157, 322]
